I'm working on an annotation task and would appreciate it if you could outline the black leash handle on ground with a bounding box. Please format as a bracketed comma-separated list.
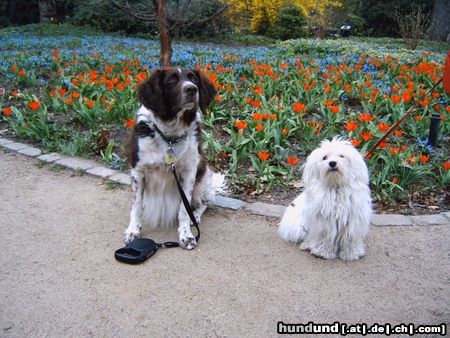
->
[365, 77, 443, 158]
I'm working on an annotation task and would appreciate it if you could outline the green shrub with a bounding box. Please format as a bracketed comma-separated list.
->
[70, 3, 156, 35]
[360, 0, 433, 37]
[174, 0, 232, 39]
[341, 14, 367, 36]
[202, 31, 277, 46]
[269, 4, 306, 40]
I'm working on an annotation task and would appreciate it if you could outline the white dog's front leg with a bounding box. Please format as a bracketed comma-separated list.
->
[124, 169, 145, 244]
[177, 171, 197, 250]
[307, 237, 338, 260]
[339, 216, 370, 261]
[339, 236, 366, 261]
[303, 222, 338, 259]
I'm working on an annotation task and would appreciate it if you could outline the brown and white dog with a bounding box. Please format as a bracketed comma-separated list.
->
[124, 67, 223, 249]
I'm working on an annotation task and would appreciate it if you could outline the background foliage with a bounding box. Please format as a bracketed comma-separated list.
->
[0, 0, 438, 39]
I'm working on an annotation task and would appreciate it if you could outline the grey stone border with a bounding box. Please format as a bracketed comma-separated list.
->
[1, 137, 449, 227]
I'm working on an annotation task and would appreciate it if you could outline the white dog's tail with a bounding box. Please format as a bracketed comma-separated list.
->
[212, 173, 228, 196]
[278, 195, 306, 243]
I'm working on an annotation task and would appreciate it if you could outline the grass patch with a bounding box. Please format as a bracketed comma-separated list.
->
[104, 179, 125, 190]
[48, 164, 66, 172]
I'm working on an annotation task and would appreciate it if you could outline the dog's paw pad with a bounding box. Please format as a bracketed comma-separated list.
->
[180, 236, 197, 250]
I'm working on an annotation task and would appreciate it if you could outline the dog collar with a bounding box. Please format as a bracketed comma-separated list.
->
[151, 123, 188, 165]
[152, 123, 187, 145]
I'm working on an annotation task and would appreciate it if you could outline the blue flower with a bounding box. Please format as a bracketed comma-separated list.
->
[416, 137, 433, 151]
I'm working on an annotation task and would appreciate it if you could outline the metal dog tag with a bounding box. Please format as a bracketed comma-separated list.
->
[165, 145, 175, 165]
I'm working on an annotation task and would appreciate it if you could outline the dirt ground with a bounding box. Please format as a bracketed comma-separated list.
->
[0, 149, 449, 337]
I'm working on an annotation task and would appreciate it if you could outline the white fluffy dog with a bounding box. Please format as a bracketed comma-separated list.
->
[278, 137, 372, 261]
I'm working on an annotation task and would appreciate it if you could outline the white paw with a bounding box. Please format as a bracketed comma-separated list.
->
[339, 247, 366, 261]
[310, 246, 337, 260]
[124, 225, 141, 244]
[193, 211, 202, 224]
[179, 234, 197, 250]
[299, 242, 310, 251]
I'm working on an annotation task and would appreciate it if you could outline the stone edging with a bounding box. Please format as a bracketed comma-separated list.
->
[1, 137, 449, 227]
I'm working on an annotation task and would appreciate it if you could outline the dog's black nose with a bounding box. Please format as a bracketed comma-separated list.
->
[329, 161, 337, 168]
[184, 85, 197, 96]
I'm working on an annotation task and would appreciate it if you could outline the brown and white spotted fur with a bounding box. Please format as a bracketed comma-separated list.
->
[124, 67, 221, 250]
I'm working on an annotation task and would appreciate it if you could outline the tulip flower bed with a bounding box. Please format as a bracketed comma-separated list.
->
[0, 24, 449, 212]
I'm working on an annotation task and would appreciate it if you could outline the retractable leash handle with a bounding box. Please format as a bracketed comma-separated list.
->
[160, 241, 180, 248]
[114, 238, 159, 264]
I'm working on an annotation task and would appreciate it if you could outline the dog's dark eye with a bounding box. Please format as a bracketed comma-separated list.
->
[323, 156, 328, 160]
[188, 73, 199, 84]
[168, 75, 178, 83]
[339, 154, 344, 158]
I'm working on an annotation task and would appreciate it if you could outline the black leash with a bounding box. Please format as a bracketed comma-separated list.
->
[171, 163, 200, 242]
[157, 164, 200, 248]
[153, 121, 200, 247]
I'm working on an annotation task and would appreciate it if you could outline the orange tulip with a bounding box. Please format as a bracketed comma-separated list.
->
[28, 101, 41, 110]
[235, 120, 248, 129]
[293, 102, 306, 113]
[345, 121, 358, 131]
[287, 157, 299, 165]
[124, 119, 135, 128]
[258, 151, 269, 161]
[2, 107, 13, 116]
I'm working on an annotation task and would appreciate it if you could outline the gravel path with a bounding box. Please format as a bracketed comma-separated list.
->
[1, 149, 449, 337]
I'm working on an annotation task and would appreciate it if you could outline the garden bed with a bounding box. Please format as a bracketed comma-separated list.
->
[0, 24, 449, 214]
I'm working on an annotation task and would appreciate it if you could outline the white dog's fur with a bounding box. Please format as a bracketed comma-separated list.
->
[278, 137, 372, 260]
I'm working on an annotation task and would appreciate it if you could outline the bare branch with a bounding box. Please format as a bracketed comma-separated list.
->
[78, 0, 108, 6]
[181, 5, 229, 26]
[393, 5, 430, 50]
[174, 5, 230, 27]
[109, 0, 157, 21]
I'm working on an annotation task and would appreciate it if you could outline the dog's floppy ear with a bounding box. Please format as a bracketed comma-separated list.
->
[194, 70, 217, 114]
[137, 70, 166, 113]
[349, 148, 370, 185]
[302, 149, 321, 186]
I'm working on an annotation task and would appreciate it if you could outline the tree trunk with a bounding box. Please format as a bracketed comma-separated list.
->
[153, 0, 172, 66]
[5, 0, 15, 23]
[39, 0, 57, 23]
[428, 0, 450, 42]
